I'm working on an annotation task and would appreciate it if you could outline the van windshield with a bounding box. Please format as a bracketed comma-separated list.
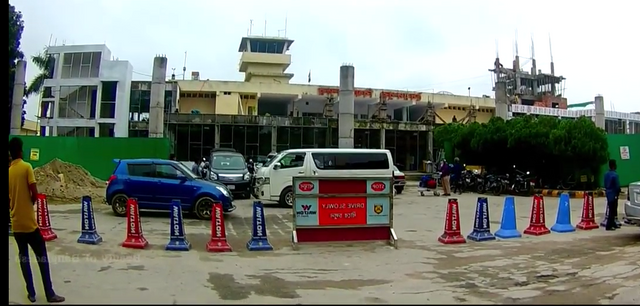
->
[263, 152, 285, 168]
[211, 154, 246, 170]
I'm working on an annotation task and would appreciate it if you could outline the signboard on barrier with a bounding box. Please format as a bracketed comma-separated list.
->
[291, 176, 397, 249]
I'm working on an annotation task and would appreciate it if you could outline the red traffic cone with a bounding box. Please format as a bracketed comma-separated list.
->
[438, 198, 466, 244]
[36, 194, 57, 241]
[206, 202, 232, 252]
[576, 192, 599, 230]
[121, 198, 148, 249]
[523, 195, 550, 236]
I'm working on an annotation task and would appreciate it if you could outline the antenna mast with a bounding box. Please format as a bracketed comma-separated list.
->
[264, 20, 267, 36]
[515, 30, 519, 57]
[284, 16, 288, 37]
[248, 19, 254, 36]
[182, 51, 187, 80]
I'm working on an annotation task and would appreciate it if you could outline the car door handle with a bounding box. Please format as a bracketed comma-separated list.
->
[298, 171, 304, 174]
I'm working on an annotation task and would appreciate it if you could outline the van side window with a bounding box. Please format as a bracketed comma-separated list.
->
[279, 153, 306, 169]
[127, 164, 156, 177]
[311, 152, 389, 170]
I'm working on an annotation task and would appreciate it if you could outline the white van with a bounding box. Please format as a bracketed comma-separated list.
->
[254, 148, 395, 207]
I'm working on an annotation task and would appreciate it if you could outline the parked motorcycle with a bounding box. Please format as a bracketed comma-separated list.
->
[484, 174, 506, 196]
[511, 168, 536, 195]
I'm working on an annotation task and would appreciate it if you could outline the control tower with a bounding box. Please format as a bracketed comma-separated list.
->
[238, 36, 295, 83]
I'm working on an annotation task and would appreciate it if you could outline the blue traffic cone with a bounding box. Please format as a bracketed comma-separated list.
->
[495, 196, 522, 239]
[550, 193, 575, 233]
[467, 197, 495, 242]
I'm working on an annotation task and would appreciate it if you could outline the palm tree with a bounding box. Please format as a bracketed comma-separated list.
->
[24, 51, 53, 98]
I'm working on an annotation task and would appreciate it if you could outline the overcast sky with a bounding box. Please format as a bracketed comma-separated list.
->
[13, 0, 639, 119]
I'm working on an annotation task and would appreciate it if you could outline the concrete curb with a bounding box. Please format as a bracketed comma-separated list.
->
[535, 189, 606, 198]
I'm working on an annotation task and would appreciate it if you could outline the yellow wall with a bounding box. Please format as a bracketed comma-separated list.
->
[216, 92, 240, 115]
[240, 96, 258, 115]
[179, 97, 215, 114]
[175, 80, 499, 121]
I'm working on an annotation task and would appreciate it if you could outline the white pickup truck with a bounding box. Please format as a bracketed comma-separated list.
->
[624, 181, 640, 226]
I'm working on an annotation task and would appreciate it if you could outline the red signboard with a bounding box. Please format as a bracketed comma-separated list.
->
[317, 87, 373, 98]
[380, 91, 422, 101]
[317, 197, 367, 226]
[318, 179, 366, 194]
[370, 182, 386, 192]
[298, 181, 315, 192]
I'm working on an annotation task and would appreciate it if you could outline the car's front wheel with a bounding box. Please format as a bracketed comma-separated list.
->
[279, 187, 294, 208]
[194, 196, 215, 220]
[110, 194, 128, 217]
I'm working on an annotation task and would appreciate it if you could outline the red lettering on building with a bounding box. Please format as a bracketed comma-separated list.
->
[317, 87, 373, 98]
[380, 91, 422, 101]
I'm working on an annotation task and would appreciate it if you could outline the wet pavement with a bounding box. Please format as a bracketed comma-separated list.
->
[9, 189, 640, 304]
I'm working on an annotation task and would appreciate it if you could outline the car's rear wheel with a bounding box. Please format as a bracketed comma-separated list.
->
[194, 196, 215, 220]
[279, 187, 294, 208]
[110, 194, 128, 217]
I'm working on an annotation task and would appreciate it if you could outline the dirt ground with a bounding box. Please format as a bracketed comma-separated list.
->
[33, 159, 106, 204]
[8, 188, 640, 304]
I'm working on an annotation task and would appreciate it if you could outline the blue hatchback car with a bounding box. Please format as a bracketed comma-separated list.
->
[106, 159, 236, 220]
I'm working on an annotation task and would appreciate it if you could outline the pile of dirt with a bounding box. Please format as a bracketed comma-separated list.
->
[34, 158, 107, 204]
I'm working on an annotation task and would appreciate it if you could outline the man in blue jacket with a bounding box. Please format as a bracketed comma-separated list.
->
[603, 159, 622, 231]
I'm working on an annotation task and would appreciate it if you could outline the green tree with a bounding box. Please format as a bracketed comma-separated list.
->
[25, 51, 54, 97]
[433, 115, 608, 184]
[9, 3, 25, 135]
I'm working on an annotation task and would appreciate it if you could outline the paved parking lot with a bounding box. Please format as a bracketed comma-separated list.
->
[9, 188, 640, 304]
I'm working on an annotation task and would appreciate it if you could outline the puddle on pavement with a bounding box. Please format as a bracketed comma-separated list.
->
[206, 272, 390, 300]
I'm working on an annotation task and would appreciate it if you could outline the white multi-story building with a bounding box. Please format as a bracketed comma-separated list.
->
[39, 44, 132, 137]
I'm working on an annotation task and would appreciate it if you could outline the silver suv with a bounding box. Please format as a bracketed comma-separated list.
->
[623, 181, 640, 226]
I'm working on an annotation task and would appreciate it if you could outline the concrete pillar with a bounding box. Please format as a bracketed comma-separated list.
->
[10, 60, 26, 136]
[625, 119, 630, 134]
[594, 95, 605, 130]
[270, 125, 277, 152]
[149, 56, 167, 138]
[214, 124, 220, 148]
[427, 129, 433, 161]
[402, 107, 409, 121]
[380, 128, 386, 148]
[494, 81, 509, 120]
[338, 65, 355, 148]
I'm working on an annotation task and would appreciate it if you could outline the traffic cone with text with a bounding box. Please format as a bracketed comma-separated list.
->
[550, 193, 575, 233]
[467, 197, 495, 242]
[523, 194, 550, 236]
[166, 200, 191, 251]
[36, 194, 58, 241]
[77, 196, 103, 245]
[246, 201, 273, 251]
[495, 196, 522, 239]
[206, 202, 232, 252]
[121, 198, 149, 249]
[438, 198, 466, 244]
[577, 192, 599, 230]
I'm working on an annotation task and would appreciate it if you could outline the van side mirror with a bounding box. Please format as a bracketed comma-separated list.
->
[273, 162, 282, 170]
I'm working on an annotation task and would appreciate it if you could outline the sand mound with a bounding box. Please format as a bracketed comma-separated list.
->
[34, 158, 106, 204]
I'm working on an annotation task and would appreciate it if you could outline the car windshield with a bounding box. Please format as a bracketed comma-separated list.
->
[263, 152, 285, 168]
[211, 154, 246, 170]
[174, 162, 198, 179]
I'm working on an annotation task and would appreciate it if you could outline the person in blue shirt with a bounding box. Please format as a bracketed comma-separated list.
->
[451, 157, 464, 194]
[603, 159, 622, 231]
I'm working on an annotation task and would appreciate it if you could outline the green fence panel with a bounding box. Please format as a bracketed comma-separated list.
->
[599, 134, 640, 187]
[11, 136, 171, 181]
